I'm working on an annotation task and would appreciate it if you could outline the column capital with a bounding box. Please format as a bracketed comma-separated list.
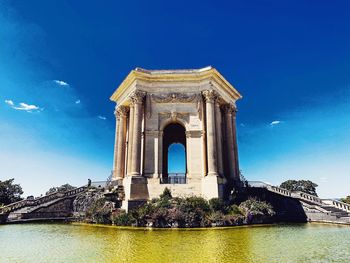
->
[129, 90, 146, 104]
[223, 103, 237, 114]
[115, 105, 129, 119]
[214, 94, 225, 106]
[202, 90, 217, 103]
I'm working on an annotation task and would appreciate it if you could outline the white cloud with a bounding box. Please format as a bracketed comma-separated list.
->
[5, 99, 14, 106]
[75, 99, 81, 104]
[5, 99, 41, 112]
[270, 120, 281, 126]
[98, 115, 107, 120]
[54, 80, 69, 86]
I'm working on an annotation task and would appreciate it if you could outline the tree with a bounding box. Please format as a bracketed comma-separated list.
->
[45, 183, 76, 195]
[0, 179, 23, 206]
[280, 180, 318, 196]
[341, 196, 350, 204]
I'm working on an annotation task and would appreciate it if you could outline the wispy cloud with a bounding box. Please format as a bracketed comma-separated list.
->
[5, 99, 14, 106]
[98, 115, 107, 120]
[270, 120, 282, 126]
[54, 80, 69, 87]
[75, 99, 81, 104]
[5, 99, 42, 112]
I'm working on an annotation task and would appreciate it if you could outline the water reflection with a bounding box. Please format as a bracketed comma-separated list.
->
[0, 223, 349, 263]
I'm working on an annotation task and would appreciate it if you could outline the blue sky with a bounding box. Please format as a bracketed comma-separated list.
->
[1, 1, 349, 198]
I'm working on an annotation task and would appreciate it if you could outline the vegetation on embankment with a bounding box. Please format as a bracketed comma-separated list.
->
[82, 188, 276, 228]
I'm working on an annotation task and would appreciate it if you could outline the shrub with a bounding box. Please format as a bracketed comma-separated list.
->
[113, 211, 136, 226]
[209, 198, 226, 213]
[227, 204, 243, 216]
[160, 187, 172, 200]
[86, 198, 112, 224]
[239, 198, 275, 224]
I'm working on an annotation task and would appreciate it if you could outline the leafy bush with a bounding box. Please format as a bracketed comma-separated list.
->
[86, 198, 112, 224]
[209, 198, 226, 213]
[160, 187, 172, 200]
[113, 211, 136, 226]
[239, 198, 275, 224]
[280, 180, 318, 196]
[227, 204, 242, 216]
[341, 196, 350, 204]
[0, 178, 23, 206]
[83, 187, 276, 228]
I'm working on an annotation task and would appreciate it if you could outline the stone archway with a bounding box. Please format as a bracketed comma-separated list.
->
[161, 123, 187, 183]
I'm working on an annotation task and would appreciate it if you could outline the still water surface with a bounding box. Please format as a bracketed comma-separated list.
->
[0, 223, 349, 263]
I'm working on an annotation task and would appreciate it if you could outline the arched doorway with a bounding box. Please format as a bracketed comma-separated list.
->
[162, 123, 187, 184]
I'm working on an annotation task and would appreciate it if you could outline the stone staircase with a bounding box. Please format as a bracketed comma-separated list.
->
[0, 186, 88, 223]
[248, 181, 350, 224]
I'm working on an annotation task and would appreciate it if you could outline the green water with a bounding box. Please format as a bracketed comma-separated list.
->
[0, 223, 349, 263]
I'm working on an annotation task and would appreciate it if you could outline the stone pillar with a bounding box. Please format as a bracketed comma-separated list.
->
[224, 104, 236, 181]
[112, 106, 119, 179]
[231, 105, 240, 179]
[130, 91, 146, 176]
[114, 106, 128, 180]
[126, 103, 134, 175]
[215, 97, 224, 177]
[202, 90, 218, 176]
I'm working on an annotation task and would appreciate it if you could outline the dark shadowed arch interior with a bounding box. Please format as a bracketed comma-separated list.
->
[162, 123, 187, 179]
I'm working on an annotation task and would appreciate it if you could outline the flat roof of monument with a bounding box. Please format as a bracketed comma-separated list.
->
[134, 66, 213, 74]
[110, 66, 242, 102]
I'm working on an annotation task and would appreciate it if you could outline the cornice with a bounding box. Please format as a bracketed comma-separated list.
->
[110, 67, 242, 103]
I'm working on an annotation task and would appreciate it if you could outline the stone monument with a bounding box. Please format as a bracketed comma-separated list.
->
[110, 66, 242, 210]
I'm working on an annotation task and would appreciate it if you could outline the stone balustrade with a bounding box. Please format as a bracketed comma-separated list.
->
[322, 199, 350, 213]
[292, 192, 323, 205]
[0, 186, 87, 214]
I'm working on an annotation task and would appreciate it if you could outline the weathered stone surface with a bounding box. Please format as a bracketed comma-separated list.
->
[110, 67, 242, 211]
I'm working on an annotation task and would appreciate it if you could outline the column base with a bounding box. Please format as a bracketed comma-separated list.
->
[201, 175, 226, 200]
[122, 176, 149, 212]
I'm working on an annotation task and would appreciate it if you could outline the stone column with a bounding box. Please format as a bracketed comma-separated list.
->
[224, 104, 236, 181]
[202, 90, 218, 176]
[126, 103, 134, 175]
[112, 106, 119, 179]
[231, 105, 240, 180]
[130, 91, 146, 176]
[215, 97, 224, 177]
[114, 106, 129, 180]
[158, 131, 163, 179]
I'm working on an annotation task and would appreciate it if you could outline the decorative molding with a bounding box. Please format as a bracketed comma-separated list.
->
[158, 111, 189, 130]
[186, 130, 204, 138]
[144, 130, 160, 137]
[151, 93, 197, 103]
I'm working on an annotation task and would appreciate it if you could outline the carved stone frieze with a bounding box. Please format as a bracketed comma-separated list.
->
[158, 111, 189, 129]
[151, 93, 197, 103]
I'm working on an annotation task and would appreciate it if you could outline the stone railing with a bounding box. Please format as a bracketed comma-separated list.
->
[0, 186, 87, 214]
[322, 199, 350, 213]
[291, 191, 323, 205]
[247, 181, 292, 197]
[0, 199, 34, 214]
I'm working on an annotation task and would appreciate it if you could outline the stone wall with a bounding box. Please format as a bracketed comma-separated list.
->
[239, 188, 307, 223]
